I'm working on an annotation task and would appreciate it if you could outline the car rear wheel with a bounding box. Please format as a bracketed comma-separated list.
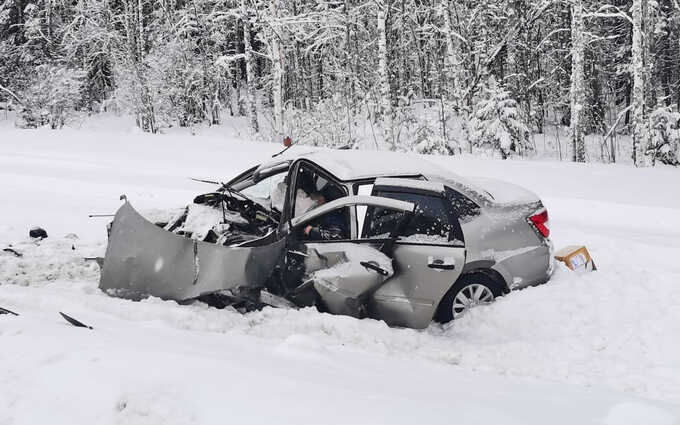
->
[436, 273, 503, 323]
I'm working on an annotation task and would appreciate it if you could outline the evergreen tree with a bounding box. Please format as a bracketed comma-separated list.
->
[647, 104, 680, 165]
[471, 77, 531, 159]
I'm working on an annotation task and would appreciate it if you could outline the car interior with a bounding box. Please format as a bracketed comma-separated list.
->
[292, 164, 351, 241]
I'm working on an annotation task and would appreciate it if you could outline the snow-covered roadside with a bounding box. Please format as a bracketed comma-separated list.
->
[2, 121, 680, 424]
[1, 280, 678, 425]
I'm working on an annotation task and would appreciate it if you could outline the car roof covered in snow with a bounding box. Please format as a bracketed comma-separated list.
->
[267, 148, 453, 181]
[257, 148, 538, 206]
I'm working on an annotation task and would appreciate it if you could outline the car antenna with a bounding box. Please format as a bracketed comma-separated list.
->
[190, 177, 221, 185]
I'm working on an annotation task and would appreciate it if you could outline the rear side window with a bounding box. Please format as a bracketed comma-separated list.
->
[364, 191, 460, 244]
[446, 188, 481, 223]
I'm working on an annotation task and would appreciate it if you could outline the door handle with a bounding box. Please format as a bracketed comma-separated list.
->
[360, 261, 390, 276]
[427, 257, 456, 270]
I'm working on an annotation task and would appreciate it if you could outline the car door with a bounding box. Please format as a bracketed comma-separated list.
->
[364, 178, 467, 329]
[285, 195, 415, 318]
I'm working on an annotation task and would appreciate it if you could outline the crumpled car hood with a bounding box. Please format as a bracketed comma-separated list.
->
[99, 202, 284, 301]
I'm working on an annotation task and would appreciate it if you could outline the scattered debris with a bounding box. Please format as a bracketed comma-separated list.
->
[29, 226, 48, 239]
[0, 306, 19, 316]
[554, 245, 596, 272]
[2, 247, 22, 257]
[59, 312, 93, 329]
[259, 290, 298, 309]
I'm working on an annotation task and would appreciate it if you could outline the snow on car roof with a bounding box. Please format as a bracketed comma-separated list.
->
[259, 148, 526, 205]
[374, 177, 446, 193]
[269, 148, 454, 181]
[464, 176, 540, 205]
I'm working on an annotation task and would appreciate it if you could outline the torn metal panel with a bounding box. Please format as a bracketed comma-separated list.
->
[99, 202, 284, 301]
[305, 243, 394, 318]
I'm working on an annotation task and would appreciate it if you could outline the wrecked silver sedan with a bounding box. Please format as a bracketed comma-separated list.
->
[100, 150, 553, 329]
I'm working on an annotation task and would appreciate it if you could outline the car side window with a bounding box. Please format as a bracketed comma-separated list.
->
[446, 188, 481, 223]
[364, 191, 458, 244]
[355, 183, 374, 238]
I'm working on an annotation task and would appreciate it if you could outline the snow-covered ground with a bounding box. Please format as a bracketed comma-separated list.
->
[2, 116, 680, 425]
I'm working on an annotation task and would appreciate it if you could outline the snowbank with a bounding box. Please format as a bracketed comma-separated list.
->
[1, 119, 680, 424]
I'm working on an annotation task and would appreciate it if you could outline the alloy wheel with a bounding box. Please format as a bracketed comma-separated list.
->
[452, 283, 495, 319]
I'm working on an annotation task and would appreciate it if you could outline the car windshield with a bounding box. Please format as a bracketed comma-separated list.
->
[239, 172, 287, 211]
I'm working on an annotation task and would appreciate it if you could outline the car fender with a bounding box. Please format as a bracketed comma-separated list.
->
[460, 259, 512, 293]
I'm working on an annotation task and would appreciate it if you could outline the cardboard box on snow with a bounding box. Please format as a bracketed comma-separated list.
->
[554, 245, 596, 272]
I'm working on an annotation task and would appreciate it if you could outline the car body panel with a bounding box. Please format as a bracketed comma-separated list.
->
[371, 243, 465, 328]
[99, 202, 284, 300]
[459, 199, 551, 290]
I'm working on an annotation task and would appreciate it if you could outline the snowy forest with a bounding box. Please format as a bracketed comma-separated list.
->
[1, 0, 679, 165]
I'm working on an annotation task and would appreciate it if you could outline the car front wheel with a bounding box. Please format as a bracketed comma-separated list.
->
[436, 273, 503, 323]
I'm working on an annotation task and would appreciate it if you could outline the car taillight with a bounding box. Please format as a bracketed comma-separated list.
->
[529, 209, 550, 238]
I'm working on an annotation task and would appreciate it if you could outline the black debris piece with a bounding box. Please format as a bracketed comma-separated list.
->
[0, 306, 19, 316]
[2, 247, 22, 257]
[59, 312, 93, 329]
[29, 227, 48, 239]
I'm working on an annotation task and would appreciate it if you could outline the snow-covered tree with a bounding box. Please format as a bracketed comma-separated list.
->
[631, 0, 649, 166]
[17, 64, 85, 129]
[377, 0, 394, 149]
[646, 105, 680, 166]
[471, 78, 530, 159]
[569, 0, 586, 162]
[240, 1, 259, 134]
[1, 0, 680, 168]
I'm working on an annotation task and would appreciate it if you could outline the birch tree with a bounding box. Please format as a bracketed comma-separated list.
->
[266, 0, 285, 144]
[631, 0, 648, 166]
[377, 0, 394, 149]
[569, 0, 586, 162]
[241, 1, 259, 133]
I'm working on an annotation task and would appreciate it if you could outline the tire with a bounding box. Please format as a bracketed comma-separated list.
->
[435, 273, 504, 323]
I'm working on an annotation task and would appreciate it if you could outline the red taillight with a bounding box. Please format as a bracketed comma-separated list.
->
[529, 209, 550, 238]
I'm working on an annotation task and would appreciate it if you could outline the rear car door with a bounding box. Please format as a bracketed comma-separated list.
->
[364, 178, 466, 329]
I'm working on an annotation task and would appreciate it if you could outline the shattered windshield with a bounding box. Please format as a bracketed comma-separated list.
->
[240, 172, 287, 211]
